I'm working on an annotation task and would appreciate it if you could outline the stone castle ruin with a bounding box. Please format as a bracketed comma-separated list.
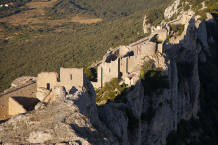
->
[0, 77, 37, 121]
[0, 29, 167, 121]
[36, 67, 84, 102]
[0, 68, 84, 120]
[8, 96, 39, 116]
[91, 32, 166, 88]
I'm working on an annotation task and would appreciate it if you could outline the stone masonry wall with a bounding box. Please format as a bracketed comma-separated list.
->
[60, 68, 84, 92]
[37, 72, 58, 91]
[0, 83, 36, 120]
[97, 60, 119, 88]
[8, 97, 26, 116]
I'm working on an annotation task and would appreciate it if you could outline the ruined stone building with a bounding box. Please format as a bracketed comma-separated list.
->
[8, 96, 39, 116]
[36, 67, 84, 101]
[0, 78, 37, 121]
[0, 67, 84, 121]
[92, 35, 164, 88]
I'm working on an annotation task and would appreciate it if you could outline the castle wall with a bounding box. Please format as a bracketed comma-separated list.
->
[157, 43, 163, 54]
[128, 55, 142, 73]
[93, 41, 157, 88]
[0, 96, 9, 120]
[97, 60, 119, 87]
[8, 97, 26, 116]
[37, 72, 58, 91]
[60, 68, 84, 92]
[139, 42, 156, 56]
[0, 83, 36, 120]
[120, 57, 128, 77]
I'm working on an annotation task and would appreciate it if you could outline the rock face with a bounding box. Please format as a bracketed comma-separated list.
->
[11, 76, 36, 88]
[96, 9, 209, 145]
[143, 15, 151, 33]
[0, 77, 118, 145]
[164, 0, 180, 19]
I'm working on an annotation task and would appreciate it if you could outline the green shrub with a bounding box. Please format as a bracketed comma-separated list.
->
[96, 78, 127, 103]
[0, 0, 31, 18]
[84, 67, 97, 82]
[184, 4, 191, 11]
[169, 24, 184, 36]
[141, 60, 169, 96]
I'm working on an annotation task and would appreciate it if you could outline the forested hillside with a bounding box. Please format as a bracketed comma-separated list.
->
[46, 0, 171, 18]
[0, 0, 172, 92]
[0, 0, 31, 18]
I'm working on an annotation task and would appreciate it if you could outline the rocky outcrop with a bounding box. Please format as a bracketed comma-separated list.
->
[96, 9, 208, 145]
[164, 0, 180, 19]
[0, 77, 118, 145]
[11, 76, 36, 88]
[143, 15, 151, 34]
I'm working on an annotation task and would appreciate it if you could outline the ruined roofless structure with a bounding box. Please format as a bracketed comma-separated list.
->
[91, 35, 164, 88]
[37, 67, 84, 95]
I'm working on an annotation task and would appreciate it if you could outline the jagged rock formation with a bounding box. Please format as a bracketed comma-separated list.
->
[164, 0, 180, 19]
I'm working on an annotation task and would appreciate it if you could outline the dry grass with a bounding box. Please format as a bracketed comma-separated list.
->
[70, 16, 102, 24]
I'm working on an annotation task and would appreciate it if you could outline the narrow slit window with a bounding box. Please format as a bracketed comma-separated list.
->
[70, 74, 73, 80]
[46, 83, 50, 90]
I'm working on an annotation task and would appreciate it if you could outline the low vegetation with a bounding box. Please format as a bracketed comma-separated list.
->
[96, 78, 127, 104]
[169, 24, 185, 36]
[84, 67, 97, 82]
[141, 60, 169, 96]
[0, 0, 31, 18]
[46, 0, 173, 19]
[181, 0, 218, 21]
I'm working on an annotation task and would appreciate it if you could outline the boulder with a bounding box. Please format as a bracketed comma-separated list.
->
[43, 86, 66, 102]
[36, 87, 50, 101]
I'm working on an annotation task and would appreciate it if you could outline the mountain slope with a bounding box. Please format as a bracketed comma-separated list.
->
[46, 0, 173, 18]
